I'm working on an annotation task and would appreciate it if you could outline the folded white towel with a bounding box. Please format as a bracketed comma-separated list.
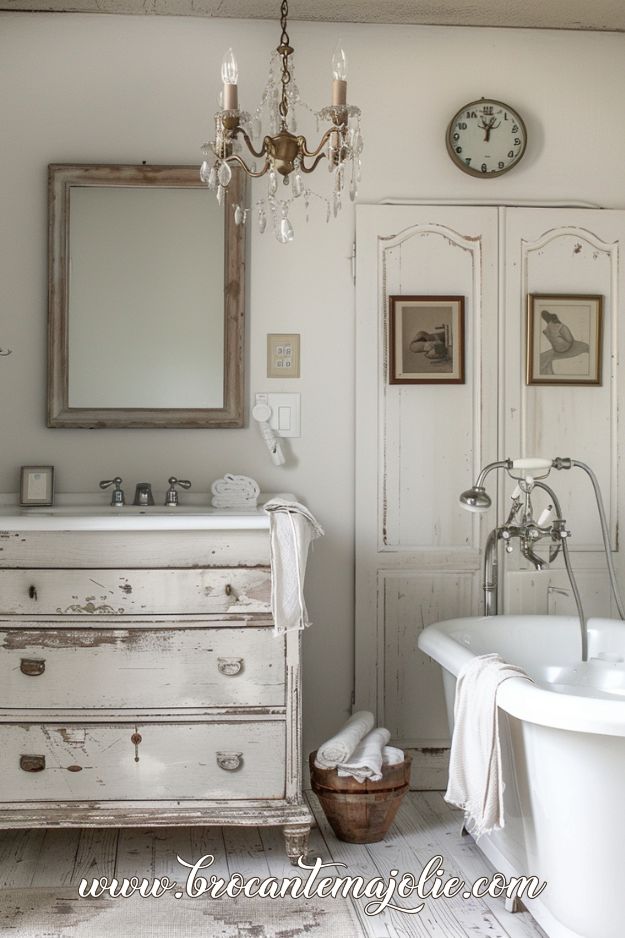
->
[337, 727, 391, 782]
[314, 711, 375, 769]
[445, 653, 532, 839]
[263, 498, 324, 634]
[211, 474, 260, 509]
[383, 745, 405, 766]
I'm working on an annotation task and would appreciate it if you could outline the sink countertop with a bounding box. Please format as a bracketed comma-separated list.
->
[0, 495, 288, 532]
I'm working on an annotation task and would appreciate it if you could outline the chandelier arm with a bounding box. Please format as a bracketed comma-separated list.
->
[298, 127, 339, 160]
[298, 153, 327, 174]
[234, 128, 270, 161]
[224, 152, 272, 178]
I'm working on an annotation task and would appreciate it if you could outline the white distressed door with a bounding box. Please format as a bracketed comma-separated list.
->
[354, 205, 499, 787]
[501, 207, 625, 617]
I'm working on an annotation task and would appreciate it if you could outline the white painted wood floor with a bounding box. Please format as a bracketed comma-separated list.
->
[0, 791, 546, 938]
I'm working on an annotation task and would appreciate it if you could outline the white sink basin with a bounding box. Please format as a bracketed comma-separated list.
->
[0, 503, 270, 532]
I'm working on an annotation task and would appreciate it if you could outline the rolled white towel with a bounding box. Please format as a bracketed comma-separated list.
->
[211, 474, 260, 508]
[337, 727, 391, 783]
[383, 745, 405, 766]
[314, 711, 375, 769]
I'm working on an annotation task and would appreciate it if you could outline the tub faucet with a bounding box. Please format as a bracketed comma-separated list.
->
[460, 456, 625, 663]
[133, 482, 154, 506]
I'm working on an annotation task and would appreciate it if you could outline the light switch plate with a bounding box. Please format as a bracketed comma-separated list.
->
[267, 333, 300, 378]
[254, 392, 301, 438]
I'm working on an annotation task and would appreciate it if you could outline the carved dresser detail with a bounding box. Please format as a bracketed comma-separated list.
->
[0, 515, 311, 861]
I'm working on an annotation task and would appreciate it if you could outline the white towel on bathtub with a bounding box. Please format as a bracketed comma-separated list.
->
[445, 653, 532, 839]
[314, 711, 375, 769]
[337, 727, 391, 782]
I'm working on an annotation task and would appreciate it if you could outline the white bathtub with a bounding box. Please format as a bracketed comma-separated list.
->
[418, 614, 625, 938]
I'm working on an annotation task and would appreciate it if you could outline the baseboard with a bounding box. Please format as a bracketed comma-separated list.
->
[405, 746, 450, 790]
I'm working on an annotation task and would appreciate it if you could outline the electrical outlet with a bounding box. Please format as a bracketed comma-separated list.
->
[267, 334, 300, 378]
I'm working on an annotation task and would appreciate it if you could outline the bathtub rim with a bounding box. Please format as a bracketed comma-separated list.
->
[418, 614, 625, 737]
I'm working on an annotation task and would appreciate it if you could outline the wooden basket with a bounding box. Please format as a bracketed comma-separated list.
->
[309, 750, 412, 844]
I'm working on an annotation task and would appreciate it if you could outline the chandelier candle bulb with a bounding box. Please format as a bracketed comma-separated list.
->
[331, 42, 348, 106]
[221, 48, 239, 110]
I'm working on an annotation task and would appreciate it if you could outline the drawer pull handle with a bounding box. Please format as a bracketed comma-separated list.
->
[28, 585, 38, 601]
[216, 751, 243, 772]
[20, 755, 45, 773]
[217, 657, 243, 676]
[20, 658, 45, 677]
[225, 583, 233, 596]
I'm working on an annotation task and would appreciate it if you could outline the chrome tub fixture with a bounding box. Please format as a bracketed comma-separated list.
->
[461, 456, 625, 662]
[200, 0, 363, 242]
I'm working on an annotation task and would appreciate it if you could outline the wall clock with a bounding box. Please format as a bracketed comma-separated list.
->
[446, 98, 527, 178]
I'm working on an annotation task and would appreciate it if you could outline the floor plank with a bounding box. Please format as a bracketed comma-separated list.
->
[72, 828, 118, 886]
[222, 826, 271, 880]
[0, 830, 46, 888]
[189, 826, 230, 881]
[29, 829, 81, 887]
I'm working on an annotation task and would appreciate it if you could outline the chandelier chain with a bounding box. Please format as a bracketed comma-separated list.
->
[278, 0, 292, 123]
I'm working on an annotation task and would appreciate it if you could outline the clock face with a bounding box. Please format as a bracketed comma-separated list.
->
[446, 98, 527, 177]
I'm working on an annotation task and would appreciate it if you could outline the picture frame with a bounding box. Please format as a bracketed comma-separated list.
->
[389, 295, 465, 384]
[527, 294, 603, 386]
[19, 466, 55, 507]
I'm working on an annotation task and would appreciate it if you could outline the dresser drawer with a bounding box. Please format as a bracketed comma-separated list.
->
[0, 721, 285, 801]
[0, 567, 271, 616]
[0, 626, 285, 709]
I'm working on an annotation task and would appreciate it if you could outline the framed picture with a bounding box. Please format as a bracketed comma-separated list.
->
[20, 466, 55, 507]
[389, 295, 465, 384]
[527, 294, 603, 386]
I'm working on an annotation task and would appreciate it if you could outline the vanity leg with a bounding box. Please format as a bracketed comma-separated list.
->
[283, 823, 311, 865]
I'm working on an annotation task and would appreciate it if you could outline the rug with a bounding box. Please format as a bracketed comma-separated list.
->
[0, 888, 364, 937]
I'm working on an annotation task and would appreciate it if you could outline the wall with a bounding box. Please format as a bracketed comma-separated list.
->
[2, 12, 625, 753]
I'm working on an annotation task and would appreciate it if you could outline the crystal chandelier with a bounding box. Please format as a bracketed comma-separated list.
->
[200, 0, 363, 242]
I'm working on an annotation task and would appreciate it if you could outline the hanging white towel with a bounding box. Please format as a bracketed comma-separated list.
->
[263, 498, 324, 634]
[314, 711, 375, 769]
[336, 727, 391, 782]
[445, 653, 532, 839]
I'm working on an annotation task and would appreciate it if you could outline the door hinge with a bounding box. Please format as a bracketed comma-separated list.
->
[351, 240, 356, 285]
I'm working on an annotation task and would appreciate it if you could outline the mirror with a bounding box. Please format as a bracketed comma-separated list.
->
[47, 164, 246, 428]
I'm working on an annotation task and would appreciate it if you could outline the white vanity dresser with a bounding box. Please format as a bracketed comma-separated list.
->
[0, 501, 312, 861]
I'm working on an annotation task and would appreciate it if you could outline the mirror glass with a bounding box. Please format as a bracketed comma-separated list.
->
[48, 165, 246, 428]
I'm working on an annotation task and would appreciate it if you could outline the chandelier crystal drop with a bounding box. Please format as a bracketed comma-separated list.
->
[200, 0, 363, 242]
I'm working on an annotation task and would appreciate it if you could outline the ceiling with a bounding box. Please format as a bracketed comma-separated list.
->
[2, 0, 625, 30]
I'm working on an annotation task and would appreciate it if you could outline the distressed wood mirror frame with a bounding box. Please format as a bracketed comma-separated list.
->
[47, 164, 246, 428]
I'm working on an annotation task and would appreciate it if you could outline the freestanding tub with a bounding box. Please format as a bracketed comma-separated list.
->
[418, 614, 625, 938]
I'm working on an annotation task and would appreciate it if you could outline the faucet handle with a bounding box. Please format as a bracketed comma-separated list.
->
[99, 477, 125, 507]
[165, 477, 192, 507]
[168, 477, 191, 490]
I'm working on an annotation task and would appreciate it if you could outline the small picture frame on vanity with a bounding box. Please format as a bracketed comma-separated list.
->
[19, 466, 55, 507]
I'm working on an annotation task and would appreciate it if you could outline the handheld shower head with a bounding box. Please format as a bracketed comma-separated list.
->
[459, 486, 492, 513]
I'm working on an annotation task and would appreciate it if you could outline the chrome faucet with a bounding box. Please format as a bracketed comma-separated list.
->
[99, 477, 125, 507]
[133, 482, 154, 506]
[164, 477, 191, 507]
[460, 456, 625, 662]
